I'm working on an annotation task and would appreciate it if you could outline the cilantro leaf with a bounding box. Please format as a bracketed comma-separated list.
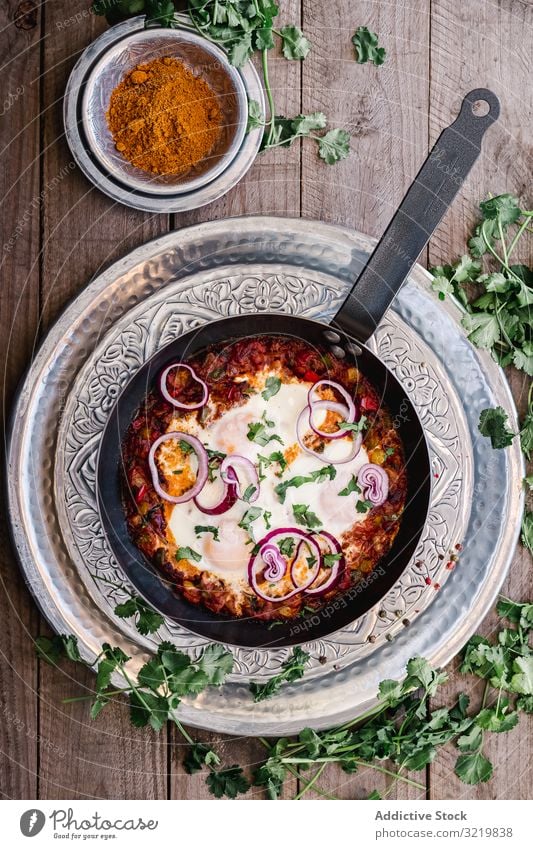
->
[261, 375, 281, 400]
[258, 450, 287, 477]
[338, 474, 361, 496]
[478, 406, 516, 449]
[247, 98, 265, 131]
[249, 647, 311, 702]
[114, 595, 164, 635]
[317, 128, 350, 165]
[278, 536, 295, 557]
[462, 312, 501, 349]
[352, 26, 386, 65]
[455, 751, 493, 784]
[35, 634, 83, 666]
[176, 546, 202, 563]
[279, 25, 312, 60]
[238, 506, 263, 536]
[183, 743, 220, 775]
[207, 765, 250, 799]
[194, 525, 220, 541]
[247, 419, 283, 447]
[274, 465, 336, 502]
[292, 503, 322, 529]
[522, 511, 533, 555]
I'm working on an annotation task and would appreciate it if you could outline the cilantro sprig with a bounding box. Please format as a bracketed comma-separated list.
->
[430, 194, 532, 375]
[249, 647, 311, 702]
[478, 386, 533, 554]
[37, 596, 533, 799]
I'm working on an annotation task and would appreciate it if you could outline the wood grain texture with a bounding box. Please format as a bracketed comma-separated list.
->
[301, 0, 430, 237]
[37, 0, 168, 800]
[169, 0, 301, 798]
[428, 0, 533, 801]
[301, 0, 430, 800]
[0, 0, 531, 802]
[0, 0, 42, 800]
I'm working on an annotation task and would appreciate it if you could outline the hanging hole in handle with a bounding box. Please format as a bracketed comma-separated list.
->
[472, 99, 490, 117]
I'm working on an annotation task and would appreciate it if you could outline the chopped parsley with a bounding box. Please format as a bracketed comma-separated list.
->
[194, 525, 219, 541]
[206, 448, 226, 482]
[292, 503, 322, 529]
[247, 413, 283, 447]
[242, 484, 258, 502]
[275, 465, 336, 503]
[356, 500, 373, 514]
[338, 475, 361, 497]
[323, 553, 342, 567]
[337, 415, 368, 433]
[176, 546, 202, 562]
[178, 439, 195, 455]
[238, 506, 263, 536]
[258, 451, 287, 478]
[261, 376, 281, 401]
[278, 537, 295, 558]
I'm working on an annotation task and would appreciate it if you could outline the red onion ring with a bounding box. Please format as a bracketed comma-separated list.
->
[308, 380, 357, 421]
[309, 399, 352, 440]
[221, 455, 260, 503]
[260, 544, 287, 583]
[248, 528, 322, 603]
[296, 406, 363, 464]
[160, 363, 209, 410]
[289, 539, 321, 589]
[148, 432, 208, 504]
[193, 468, 239, 515]
[358, 463, 389, 505]
[305, 530, 345, 596]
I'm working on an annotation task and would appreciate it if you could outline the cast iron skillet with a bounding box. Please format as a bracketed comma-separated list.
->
[97, 89, 500, 648]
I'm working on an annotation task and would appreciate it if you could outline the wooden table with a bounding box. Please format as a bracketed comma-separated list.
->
[1, 0, 531, 800]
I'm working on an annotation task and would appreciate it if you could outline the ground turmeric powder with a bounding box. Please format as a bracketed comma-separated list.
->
[106, 57, 223, 177]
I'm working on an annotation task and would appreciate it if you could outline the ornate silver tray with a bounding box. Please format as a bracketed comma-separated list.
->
[8, 218, 524, 735]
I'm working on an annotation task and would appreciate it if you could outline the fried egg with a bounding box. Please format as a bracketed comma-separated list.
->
[163, 374, 370, 595]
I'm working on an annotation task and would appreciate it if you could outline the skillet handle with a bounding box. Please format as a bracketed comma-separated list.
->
[332, 89, 500, 343]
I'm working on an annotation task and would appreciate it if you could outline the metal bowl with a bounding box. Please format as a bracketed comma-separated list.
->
[82, 27, 248, 195]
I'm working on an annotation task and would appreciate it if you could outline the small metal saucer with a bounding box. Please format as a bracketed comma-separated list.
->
[82, 28, 248, 195]
[64, 16, 264, 212]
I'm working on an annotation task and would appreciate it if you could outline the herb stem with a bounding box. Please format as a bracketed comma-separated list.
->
[282, 757, 425, 789]
[294, 762, 327, 799]
[172, 718, 196, 746]
[261, 48, 276, 147]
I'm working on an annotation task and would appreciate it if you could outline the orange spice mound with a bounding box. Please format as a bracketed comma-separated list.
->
[106, 57, 223, 176]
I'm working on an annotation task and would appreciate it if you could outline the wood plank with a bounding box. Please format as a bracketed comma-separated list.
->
[428, 0, 533, 800]
[38, 0, 168, 799]
[170, 0, 301, 798]
[301, 0, 431, 238]
[0, 0, 42, 800]
[301, 0, 430, 799]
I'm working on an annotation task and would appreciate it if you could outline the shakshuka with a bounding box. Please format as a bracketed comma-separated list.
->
[122, 335, 407, 621]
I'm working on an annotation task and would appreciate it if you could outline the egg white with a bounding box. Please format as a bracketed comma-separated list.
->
[165, 377, 369, 594]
